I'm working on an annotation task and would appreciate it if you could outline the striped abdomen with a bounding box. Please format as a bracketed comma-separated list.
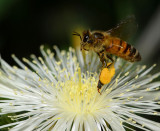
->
[105, 38, 141, 62]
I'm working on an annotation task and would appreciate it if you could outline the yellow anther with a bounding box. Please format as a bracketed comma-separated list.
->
[135, 75, 138, 79]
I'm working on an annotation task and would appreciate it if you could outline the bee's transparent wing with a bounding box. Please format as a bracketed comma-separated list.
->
[107, 15, 138, 41]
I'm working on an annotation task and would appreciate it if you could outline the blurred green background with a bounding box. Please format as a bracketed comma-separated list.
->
[0, 0, 160, 66]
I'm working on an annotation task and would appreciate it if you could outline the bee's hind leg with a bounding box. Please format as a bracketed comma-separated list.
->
[106, 55, 114, 68]
[97, 53, 114, 94]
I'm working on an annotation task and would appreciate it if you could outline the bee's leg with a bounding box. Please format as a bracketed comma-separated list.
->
[97, 80, 103, 95]
[97, 52, 103, 61]
[97, 52, 107, 68]
[97, 52, 108, 94]
[80, 45, 82, 51]
[106, 55, 114, 68]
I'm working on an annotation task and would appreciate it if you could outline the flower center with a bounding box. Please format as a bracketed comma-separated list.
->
[56, 68, 100, 115]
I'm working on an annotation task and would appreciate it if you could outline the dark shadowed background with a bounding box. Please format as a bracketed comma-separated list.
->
[0, 0, 160, 67]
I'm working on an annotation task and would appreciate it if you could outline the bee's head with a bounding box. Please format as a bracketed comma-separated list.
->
[81, 30, 94, 51]
[73, 30, 93, 51]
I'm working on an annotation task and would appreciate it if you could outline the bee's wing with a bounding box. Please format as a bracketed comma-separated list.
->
[107, 15, 138, 41]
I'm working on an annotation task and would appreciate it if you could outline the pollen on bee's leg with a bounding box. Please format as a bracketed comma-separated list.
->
[98, 63, 115, 93]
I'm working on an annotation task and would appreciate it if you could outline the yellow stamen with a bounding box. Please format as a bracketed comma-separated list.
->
[78, 68, 82, 89]
[56, 68, 99, 115]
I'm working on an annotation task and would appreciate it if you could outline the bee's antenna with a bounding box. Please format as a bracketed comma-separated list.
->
[72, 32, 82, 41]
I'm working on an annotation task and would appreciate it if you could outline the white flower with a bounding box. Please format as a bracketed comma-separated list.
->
[0, 45, 160, 131]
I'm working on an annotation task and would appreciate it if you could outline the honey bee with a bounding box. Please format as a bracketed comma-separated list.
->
[73, 16, 141, 67]
[73, 16, 141, 93]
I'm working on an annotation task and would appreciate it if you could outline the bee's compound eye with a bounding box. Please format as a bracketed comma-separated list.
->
[83, 35, 89, 42]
